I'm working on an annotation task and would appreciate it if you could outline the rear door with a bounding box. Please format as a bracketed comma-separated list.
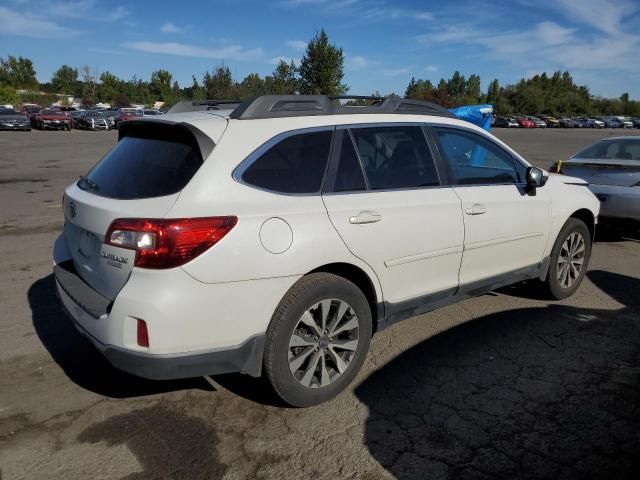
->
[322, 125, 464, 312]
[63, 121, 217, 300]
[431, 126, 551, 287]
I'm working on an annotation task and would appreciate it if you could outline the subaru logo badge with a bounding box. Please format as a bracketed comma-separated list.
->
[68, 201, 76, 218]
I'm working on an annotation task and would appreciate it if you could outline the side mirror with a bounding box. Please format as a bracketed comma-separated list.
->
[526, 166, 547, 190]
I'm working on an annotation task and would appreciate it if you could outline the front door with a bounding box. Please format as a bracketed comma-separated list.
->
[431, 126, 552, 287]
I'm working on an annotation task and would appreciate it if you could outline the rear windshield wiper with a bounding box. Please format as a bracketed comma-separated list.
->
[78, 175, 100, 192]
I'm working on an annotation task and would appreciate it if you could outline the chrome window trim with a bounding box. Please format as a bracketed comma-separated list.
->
[231, 126, 335, 197]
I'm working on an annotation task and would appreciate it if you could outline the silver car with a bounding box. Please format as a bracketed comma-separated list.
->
[559, 137, 640, 220]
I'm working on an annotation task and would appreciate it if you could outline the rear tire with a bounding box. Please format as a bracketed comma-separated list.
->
[263, 273, 372, 407]
[545, 218, 591, 300]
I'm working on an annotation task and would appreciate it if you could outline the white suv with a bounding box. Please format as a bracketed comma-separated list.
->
[53, 96, 599, 406]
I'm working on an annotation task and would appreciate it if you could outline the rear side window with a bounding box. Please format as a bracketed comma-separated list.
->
[78, 127, 203, 199]
[241, 130, 332, 194]
[349, 126, 439, 190]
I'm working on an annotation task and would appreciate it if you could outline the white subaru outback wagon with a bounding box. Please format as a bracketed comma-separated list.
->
[54, 95, 599, 406]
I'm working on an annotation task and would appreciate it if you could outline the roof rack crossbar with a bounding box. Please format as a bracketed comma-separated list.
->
[228, 95, 455, 120]
[168, 99, 243, 113]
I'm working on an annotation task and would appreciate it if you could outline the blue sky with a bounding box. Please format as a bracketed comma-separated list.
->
[1, 0, 639, 98]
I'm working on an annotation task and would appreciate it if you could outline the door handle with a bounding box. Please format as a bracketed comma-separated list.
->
[465, 204, 487, 215]
[349, 211, 382, 224]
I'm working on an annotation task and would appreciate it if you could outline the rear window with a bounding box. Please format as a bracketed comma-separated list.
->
[575, 140, 640, 161]
[78, 127, 203, 199]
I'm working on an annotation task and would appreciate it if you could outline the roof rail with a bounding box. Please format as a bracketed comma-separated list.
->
[228, 95, 455, 120]
[168, 100, 243, 114]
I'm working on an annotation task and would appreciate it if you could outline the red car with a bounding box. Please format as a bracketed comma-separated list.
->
[113, 108, 143, 129]
[32, 109, 71, 130]
[516, 117, 535, 128]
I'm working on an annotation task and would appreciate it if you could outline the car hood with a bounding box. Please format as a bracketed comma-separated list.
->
[549, 173, 588, 186]
[0, 114, 29, 122]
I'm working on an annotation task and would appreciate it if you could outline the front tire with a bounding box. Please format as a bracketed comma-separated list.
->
[263, 273, 372, 407]
[546, 218, 591, 300]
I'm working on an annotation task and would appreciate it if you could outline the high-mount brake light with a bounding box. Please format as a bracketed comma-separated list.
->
[105, 217, 237, 269]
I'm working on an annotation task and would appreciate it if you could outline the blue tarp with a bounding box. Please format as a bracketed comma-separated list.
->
[449, 104, 493, 132]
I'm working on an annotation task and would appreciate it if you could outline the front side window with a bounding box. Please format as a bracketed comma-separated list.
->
[241, 130, 332, 194]
[348, 126, 440, 190]
[433, 127, 524, 185]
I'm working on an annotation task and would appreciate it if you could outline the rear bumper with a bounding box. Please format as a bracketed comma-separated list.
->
[589, 185, 640, 220]
[52, 233, 296, 379]
[54, 263, 266, 379]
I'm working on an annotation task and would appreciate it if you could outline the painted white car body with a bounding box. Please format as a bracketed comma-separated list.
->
[53, 102, 600, 380]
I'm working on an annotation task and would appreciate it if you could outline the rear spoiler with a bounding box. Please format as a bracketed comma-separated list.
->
[118, 119, 215, 161]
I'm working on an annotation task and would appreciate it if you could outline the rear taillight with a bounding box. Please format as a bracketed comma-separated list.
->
[105, 217, 237, 269]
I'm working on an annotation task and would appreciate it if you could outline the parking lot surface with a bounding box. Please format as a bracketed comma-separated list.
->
[1, 128, 639, 479]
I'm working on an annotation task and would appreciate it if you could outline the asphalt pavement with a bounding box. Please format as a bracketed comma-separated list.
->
[0, 127, 639, 479]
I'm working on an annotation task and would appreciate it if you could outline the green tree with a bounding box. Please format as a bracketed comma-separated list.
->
[51, 65, 78, 94]
[203, 66, 235, 99]
[80, 65, 99, 99]
[150, 69, 174, 101]
[486, 79, 500, 105]
[0, 84, 19, 106]
[270, 60, 299, 94]
[464, 74, 481, 104]
[0, 56, 38, 90]
[298, 30, 347, 95]
[446, 71, 466, 99]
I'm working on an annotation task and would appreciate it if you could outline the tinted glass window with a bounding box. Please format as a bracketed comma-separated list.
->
[334, 132, 366, 192]
[78, 130, 202, 199]
[349, 126, 439, 190]
[242, 130, 332, 194]
[575, 140, 640, 160]
[434, 128, 523, 185]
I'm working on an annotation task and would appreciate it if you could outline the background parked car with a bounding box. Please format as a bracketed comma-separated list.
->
[102, 109, 118, 129]
[633, 118, 640, 129]
[31, 109, 71, 130]
[571, 117, 590, 128]
[555, 137, 640, 222]
[113, 108, 143, 129]
[72, 110, 110, 130]
[516, 117, 535, 128]
[612, 117, 633, 129]
[0, 108, 31, 131]
[559, 117, 576, 128]
[20, 104, 42, 120]
[526, 116, 547, 128]
[539, 115, 560, 127]
[588, 118, 605, 128]
[142, 109, 163, 117]
[494, 116, 519, 127]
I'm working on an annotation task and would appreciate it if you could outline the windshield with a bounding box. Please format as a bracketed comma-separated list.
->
[574, 140, 640, 161]
[0, 109, 19, 115]
[41, 110, 61, 115]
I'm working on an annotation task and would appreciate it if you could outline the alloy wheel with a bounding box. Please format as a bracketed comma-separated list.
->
[557, 232, 586, 288]
[288, 299, 359, 388]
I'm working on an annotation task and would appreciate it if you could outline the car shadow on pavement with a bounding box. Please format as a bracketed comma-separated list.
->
[28, 274, 213, 398]
[355, 270, 640, 480]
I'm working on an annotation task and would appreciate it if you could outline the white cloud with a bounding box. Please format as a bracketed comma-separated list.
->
[364, 7, 433, 22]
[0, 6, 78, 38]
[382, 68, 410, 77]
[419, 19, 640, 72]
[160, 22, 184, 33]
[347, 55, 368, 70]
[287, 39, 307, 50]
[425, 65, 438, 72]
[551, 0, 639, 36]
[125, 41, 264, 61]
[42, 0, 94, 19]
[269, 56, 298, 66]
[105, 5, 129, 22]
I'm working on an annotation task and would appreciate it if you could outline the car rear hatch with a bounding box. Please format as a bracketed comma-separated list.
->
[62, 117, 221, 301]
[561, 159, 640, 187]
